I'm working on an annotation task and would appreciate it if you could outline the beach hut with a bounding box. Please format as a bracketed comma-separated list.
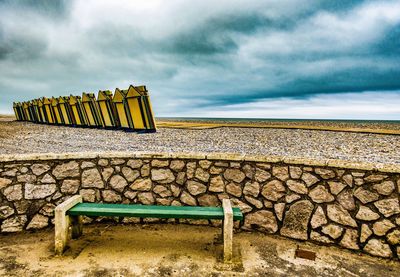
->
[31, 99, 42, 123]
[27, 102, 34, 122]
[27, 102, 33, 122]
[37, 98, 48, 124]
[19, 102, 27, 121]
[58, 96, 74, 126]
[124, 85, 147, 131]
[20, 102, 27, 121]
[22, 102, 29, 121]
[21, 102, 28, 121]
[81, 93, 103, 128]
[51, 97, 64, 125]
[112, 88, 131, 130]
[30, 101, 39, 122]
[97, 90, 119, 129]
[112, 85, 157, 132]
[134, 85, 157, 131]
[12, 102, 18, 121]
[19, 102, 26, 121]
[13, 102, 23, 121]
[43, 97, 55, 124]
[22, 102, 32, 122]
[13, 102, 24, 121]
[69, 95, 88, 127]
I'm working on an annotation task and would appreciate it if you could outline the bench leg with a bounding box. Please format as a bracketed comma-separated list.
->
[71, 215, 83, 239]
[222, 199, 233, 263]
[54, 195, 83, 255]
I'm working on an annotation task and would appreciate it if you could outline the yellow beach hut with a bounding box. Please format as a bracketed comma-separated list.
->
[97, 90, 119, 129]
[82, 93, 103, 128]
[37, 98, 47, 123]
[22, 102, 32, 122]
[112, 88, 131, 130]
[31, 99, 42, 123]
[69, 95, 88, 127]
[13, 102, 24, 121]
[134, 85, 157, 131]
[51, 97, 64, 125]
[58, 96, 74, 126]
[43, 97, 55, 124]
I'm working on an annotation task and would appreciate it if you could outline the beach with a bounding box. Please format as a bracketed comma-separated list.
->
[0, 117, 399, 165]
[2, 115, 400, 265]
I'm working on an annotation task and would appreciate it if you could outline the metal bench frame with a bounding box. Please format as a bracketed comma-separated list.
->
[54, 195, 240, 263]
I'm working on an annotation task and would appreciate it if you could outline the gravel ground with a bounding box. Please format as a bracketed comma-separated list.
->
[1, 120, 399, 165]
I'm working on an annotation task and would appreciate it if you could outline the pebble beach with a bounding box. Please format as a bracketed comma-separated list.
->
[0, 119, 399, 165]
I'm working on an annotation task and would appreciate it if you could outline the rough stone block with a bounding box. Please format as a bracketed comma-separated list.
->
[281, 200, 314, 240]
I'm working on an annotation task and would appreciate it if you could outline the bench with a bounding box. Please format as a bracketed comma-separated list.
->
[54, 195, 243, 262]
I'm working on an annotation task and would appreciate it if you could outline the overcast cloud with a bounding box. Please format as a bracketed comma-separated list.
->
[0, 0, 399, 119]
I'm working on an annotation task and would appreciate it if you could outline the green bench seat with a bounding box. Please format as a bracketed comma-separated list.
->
[55, 196, 242, 263]
[67, 203, 243, 221]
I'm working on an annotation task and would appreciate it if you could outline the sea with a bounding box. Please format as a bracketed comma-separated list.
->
[159, 117, 400, 125]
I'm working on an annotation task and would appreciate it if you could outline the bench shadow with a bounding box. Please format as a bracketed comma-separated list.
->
[64, 224, 218, 259]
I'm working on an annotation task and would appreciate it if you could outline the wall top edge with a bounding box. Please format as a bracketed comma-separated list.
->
[0, 151, 399, 173]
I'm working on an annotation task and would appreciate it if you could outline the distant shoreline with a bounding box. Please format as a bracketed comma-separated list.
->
[158, 117, 400, 124]
[2, 114, 399, 123]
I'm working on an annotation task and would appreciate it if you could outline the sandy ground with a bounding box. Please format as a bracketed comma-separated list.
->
[0, 223, 399, 277]
[159, 117, 400, 130]
[158, 118, 400, 134]
[0, 115, 15, 122]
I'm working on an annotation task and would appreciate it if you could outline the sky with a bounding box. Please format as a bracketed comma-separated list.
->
[0, 0, 400, 119]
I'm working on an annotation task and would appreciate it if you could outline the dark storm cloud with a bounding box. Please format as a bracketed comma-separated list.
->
[166, 14, 279, 56]
[0, 0, 399, 119]
[317, 0, 365, 11]
[371, 24, 400, 56]
[0, 34, 47, 61]
[218, 63, 400, 104]
[0, 0, 69, 16]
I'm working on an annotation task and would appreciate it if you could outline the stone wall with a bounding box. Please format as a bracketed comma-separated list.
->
[0, 152, 399, 259]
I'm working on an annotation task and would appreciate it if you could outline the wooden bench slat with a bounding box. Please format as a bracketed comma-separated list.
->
[67, 203, 243, 221]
